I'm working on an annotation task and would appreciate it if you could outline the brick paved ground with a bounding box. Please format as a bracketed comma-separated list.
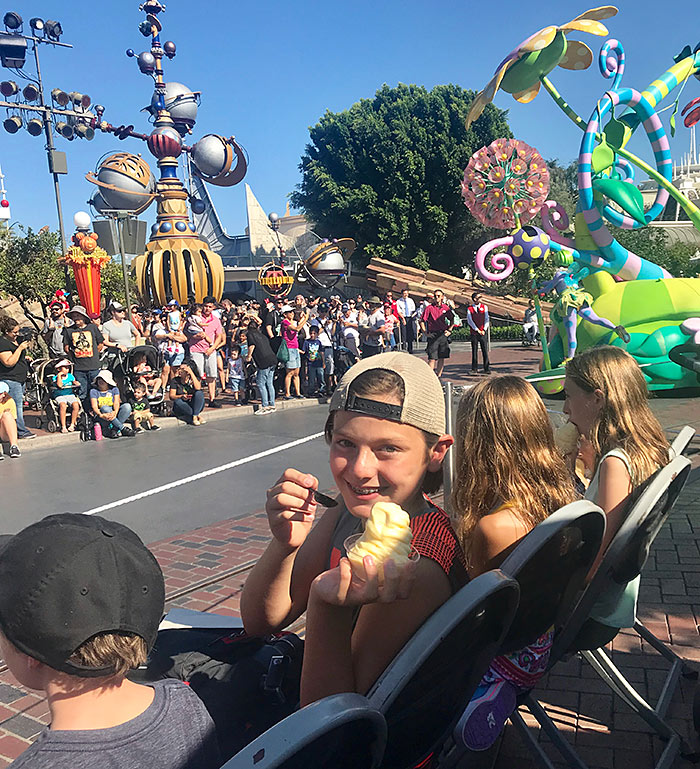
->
[0, 342, 698, 766]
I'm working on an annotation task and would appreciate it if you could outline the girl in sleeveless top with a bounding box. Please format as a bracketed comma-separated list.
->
[451, 375, 577, 751]
[241, 353, 466, 707]
[564, 346, 669, 647]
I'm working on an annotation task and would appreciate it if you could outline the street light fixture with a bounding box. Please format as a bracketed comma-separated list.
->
[0, 79, 17, 96]
[55, 120, 73, 139]
[2, 114, 20, 132]
[44, 20, 62, 42]
[50, 87, 69, 106]
[0, 10, 93, 284]
[2, 11, 21, 31]
[74, 121, 94, 140]
[21, 83, 39, 101]
[26, 116, 42, 135]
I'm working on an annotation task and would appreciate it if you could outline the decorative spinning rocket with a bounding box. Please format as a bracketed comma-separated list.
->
[86, 0, 247, 306]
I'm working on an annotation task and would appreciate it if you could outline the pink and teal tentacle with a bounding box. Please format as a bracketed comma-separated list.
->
[577, 85, 672, 281]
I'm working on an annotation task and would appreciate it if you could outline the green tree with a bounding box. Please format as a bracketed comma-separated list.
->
[290, 83, 512, 275]
[0, 226, 65, 329]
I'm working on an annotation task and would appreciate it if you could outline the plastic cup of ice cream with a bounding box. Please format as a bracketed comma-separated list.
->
[343, 533, 420, 584]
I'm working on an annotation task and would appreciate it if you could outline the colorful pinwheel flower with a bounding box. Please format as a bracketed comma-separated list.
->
[465, 6, 618, 129]
[461, 139, 550, 229]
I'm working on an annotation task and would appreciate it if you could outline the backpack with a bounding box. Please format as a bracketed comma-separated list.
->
[79, 412, 96, 441]
[132, 627, 304, 761]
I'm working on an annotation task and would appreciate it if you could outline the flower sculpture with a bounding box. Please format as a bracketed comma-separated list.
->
[465, 6, 618, 129]
[61, 231, 111, 319]
[461, 138, 550, 229]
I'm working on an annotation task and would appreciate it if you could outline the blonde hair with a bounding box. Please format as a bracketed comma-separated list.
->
[452, 376, 576, 550]
[324, 369, 444, 494]
[565, 347, 668, 485]
[68, 632, 148, 678]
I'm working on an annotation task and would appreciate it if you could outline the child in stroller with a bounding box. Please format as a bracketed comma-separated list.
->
[117, 345, 165, 413]
[49, 359, 81, 433]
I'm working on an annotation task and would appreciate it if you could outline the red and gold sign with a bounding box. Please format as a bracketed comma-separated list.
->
[258, 262, 294, 297]
[60, 232, 111, 319]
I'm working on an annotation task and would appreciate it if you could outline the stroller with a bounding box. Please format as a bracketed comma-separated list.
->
[112, 345, 166, 413]
[25, 358, 84, 433]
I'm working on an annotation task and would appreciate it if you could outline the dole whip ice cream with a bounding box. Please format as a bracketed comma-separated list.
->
[346, 502, 413, 579]
[554, 421, 579, 456]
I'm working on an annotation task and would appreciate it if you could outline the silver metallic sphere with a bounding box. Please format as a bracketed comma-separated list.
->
[137, 51, 156, 74]
[190, 134, 230, 178]
[95, 153, 155, 213]
[150, 82, 199, 134]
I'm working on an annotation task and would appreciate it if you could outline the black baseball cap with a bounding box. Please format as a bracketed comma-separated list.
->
[0, 514, 165, 677]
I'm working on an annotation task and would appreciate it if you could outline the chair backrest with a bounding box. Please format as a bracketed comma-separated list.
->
[552, 455, 691, 661]
[222, 693, 387, 769]
[367, 570, 519, 769]
[498, 501, 606, 654]
[670, 426, 696, 458]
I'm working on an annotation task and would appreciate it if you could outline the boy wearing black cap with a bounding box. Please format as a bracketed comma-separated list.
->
[0, 513, 220, 769]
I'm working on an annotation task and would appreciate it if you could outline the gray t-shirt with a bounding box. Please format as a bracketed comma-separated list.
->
[102, 319, 137, 349]
[12, 679, 220, 769]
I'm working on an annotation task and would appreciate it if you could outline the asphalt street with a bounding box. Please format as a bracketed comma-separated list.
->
[0, 404, 334, 543]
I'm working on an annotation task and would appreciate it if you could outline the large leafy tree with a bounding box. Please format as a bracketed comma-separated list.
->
[291, 83, 512, 274]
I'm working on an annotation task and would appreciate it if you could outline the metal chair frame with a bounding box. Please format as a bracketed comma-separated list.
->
[220, 692, 387, 769]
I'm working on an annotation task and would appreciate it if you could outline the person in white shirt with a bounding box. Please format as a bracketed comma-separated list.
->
[523, 299, 538, 344]
[396, 288, 417, 353]
[339, 303, 360, 358]
[361, 297, 386, 357]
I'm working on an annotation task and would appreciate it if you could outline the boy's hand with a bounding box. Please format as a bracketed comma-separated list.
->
[311, 556, 416, 607]
[266, 468, 318, 549]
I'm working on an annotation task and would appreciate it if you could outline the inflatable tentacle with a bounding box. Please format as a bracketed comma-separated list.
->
[540, 201, 576, 249]
[599, 39, 625, 89]
[579, 86, 672, 280]
[475, 236, 515, 281]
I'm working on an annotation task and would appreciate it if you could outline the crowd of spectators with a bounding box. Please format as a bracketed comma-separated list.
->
[0, 288, 491, 446]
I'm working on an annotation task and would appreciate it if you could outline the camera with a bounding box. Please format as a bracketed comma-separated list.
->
[17, 327, 37, 343]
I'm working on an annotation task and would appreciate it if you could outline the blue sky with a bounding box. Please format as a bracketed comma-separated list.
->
[1, 0, 697, 241]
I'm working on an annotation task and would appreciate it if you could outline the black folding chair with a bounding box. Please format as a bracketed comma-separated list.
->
[367, 569, 520, 769]
[221, 692, 387, 769]
[515, 455, 693, 769]
[440, 501, 605, 765]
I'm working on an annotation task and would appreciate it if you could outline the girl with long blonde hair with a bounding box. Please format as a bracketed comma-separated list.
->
[451, 375, 576, 751]
[564, 346, 669, 648]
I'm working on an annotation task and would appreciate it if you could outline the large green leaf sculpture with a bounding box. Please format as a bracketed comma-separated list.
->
[592, 177, 647, 225]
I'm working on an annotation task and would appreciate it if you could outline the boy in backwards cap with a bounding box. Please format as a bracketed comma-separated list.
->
[0, 513, 220, 769]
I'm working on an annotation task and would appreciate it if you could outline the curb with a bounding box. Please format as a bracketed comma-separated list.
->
[18, 396, 327, 453]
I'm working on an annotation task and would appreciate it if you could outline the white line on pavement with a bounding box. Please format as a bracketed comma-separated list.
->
[83, 431, 325, 516]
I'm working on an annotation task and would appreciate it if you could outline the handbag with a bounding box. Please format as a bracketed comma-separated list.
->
[276, 338, 290, 363]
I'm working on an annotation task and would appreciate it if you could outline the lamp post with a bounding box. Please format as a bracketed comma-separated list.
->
[0, 11, 97, 284]
[268, 211, 286, 266]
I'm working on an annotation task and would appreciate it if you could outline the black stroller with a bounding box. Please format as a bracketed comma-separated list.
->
[111, 345, 166, 413]
[25, 358, 84, 433]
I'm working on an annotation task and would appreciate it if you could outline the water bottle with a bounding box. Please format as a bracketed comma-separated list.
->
[94, 422, 103, 441]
